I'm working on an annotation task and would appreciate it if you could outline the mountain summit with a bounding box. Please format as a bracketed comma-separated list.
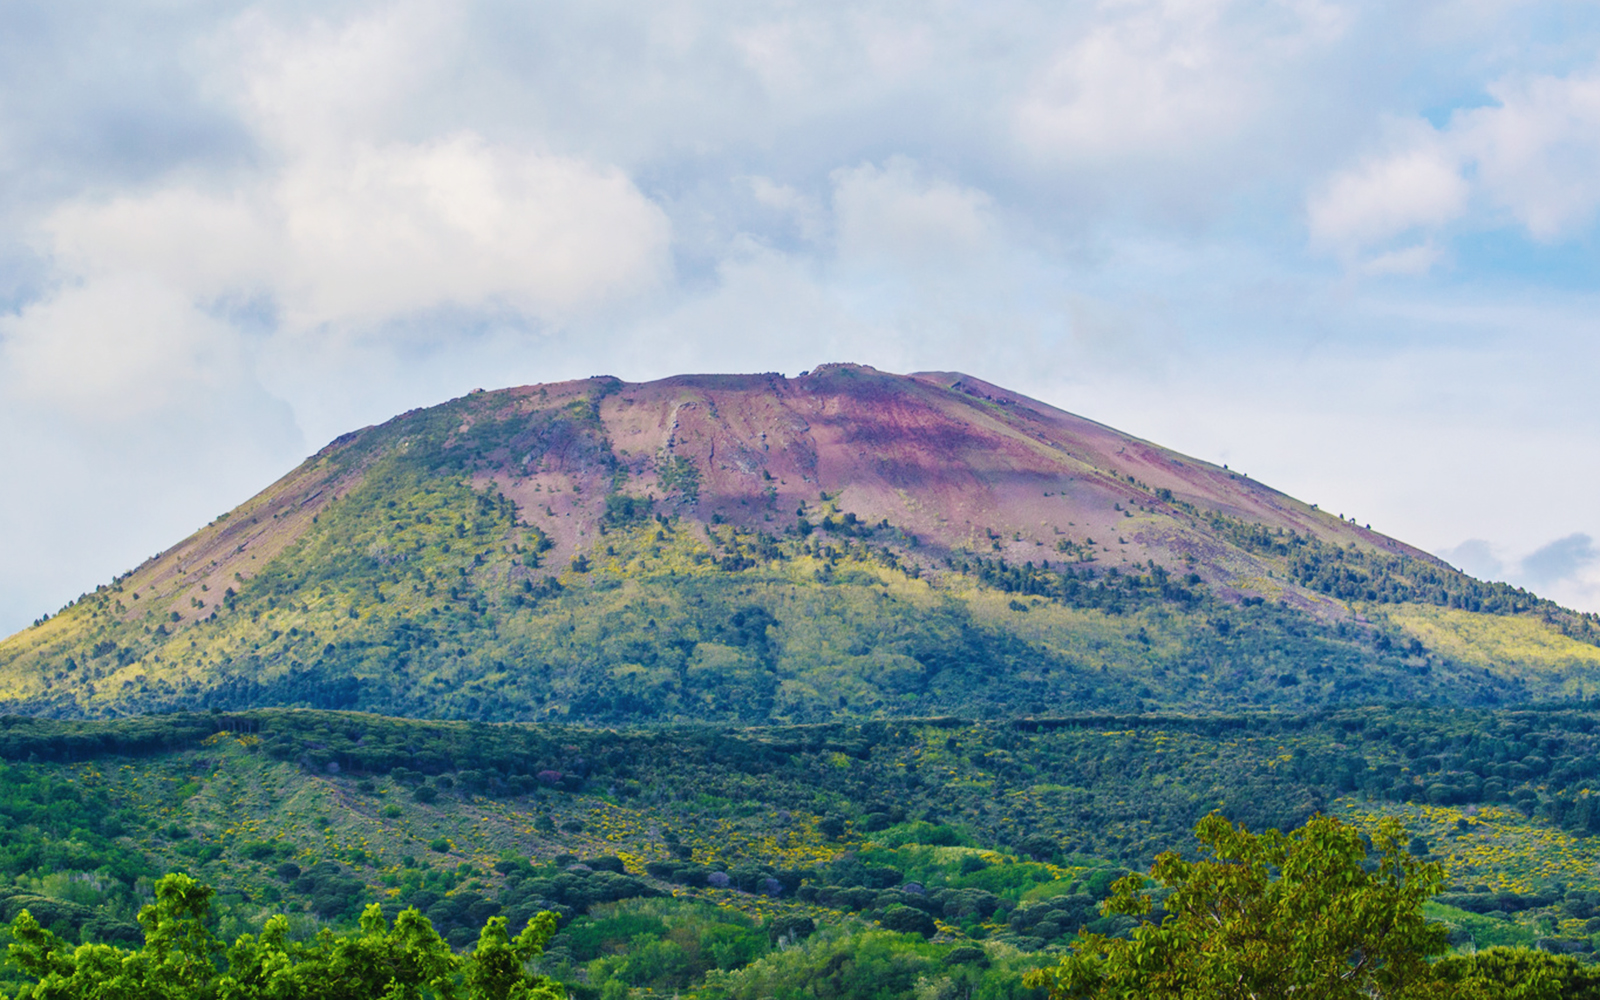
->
[4, 364, 1597, 721]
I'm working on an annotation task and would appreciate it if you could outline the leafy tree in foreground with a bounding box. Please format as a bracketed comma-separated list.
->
[7, 873, 562, 1000]
[1026, 813, 1482, 1000]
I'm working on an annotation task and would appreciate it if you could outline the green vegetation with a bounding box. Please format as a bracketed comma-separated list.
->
[0, 760, 148, 945]
[8, 872, 561, 999]
[2, 706, 1600, 978]
[15, 370, 1600, 995]
[0, 484, 1561, 721]
[1028, 813, 1455, 998]
[15, 797, 1600, 999]
[1028, 812, 1600, 1000]
[1212, 514, 1600, 644]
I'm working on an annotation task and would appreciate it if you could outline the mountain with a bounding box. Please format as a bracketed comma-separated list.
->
[4, 363, 1598, 721]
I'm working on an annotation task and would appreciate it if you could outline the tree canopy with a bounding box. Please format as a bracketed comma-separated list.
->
[6, 872, 563, 1000]
[1026, 812, 1559, 1000]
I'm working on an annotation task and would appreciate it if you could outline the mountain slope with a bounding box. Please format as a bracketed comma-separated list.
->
[3, 364, 1596, 720]
[6, 706, 1600, 961]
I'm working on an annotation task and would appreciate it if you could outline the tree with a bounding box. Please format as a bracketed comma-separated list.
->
[1025, 813, 1486, 1000]
[9, 871, 222, 1000]
[220, 904, 463, 999]
[1434, 947, 1600, 1000]
[462, 914, 563, 1000]
[7, 872, 563, 1000]
[880, 905, 937, 939]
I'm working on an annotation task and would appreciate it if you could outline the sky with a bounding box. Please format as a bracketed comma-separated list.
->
[2, 0, 1600, 635]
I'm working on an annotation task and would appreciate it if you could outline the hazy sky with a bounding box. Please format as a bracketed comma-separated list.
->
[3, 0, 1600, 634]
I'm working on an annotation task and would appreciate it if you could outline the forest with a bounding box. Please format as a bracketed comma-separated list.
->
[5, 707, 1600, 995]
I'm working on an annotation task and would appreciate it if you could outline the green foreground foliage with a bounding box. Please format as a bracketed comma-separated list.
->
[18, 819, 1600, 1000]
[8, 872, 560, 999]
[1029, 814, 1600, 1000]
[1030, 814, 1452, 998]
[3, 875, 1040, 1000]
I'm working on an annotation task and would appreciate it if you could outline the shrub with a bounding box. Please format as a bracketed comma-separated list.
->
[880, 905, 937, 938]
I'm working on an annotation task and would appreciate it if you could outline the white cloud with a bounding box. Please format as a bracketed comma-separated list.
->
[12, 0, 676, 422]
[1307, 142, 1468, 252]
[1358, 242, 1447, 276]
[832, 158, 998, 269]
[1456, 70, 1600, 239]
[0, 275, 248, 417]
[43, 72, 670, 335]
[44, 188, 270, 292]
[4, 0, 1600, 632]
[12, 131, 670, 433]
[747, 176, 826, 243]
[225, 0, 462, 152]
[273, 135, 670, 325]
[1308, 63, 1600, 261]
[1015, 0, 1350, 164]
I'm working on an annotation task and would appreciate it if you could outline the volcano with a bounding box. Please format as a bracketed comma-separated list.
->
[4, 364, 1596, 721]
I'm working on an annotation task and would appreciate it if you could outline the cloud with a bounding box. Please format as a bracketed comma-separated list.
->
[3, 0, 1600, 633]
[1358, 242, 1446, 276]
[10, 0, 670, 381]
[1437, 539, 1505, 581]
[223, 0, 461, 152]
[274, 136, 670, 325]
[4, 133, 670, 461]
[1457, 70, 1600, 239]
[0, 276, 249, 418]
[1519, 532, 1599, 590]
[747, 176, 826, 243]
[1014, 0, 1350, 164]
[832, 158, 999, 269]
[1308, 62, 1600, 265]
[39, 137, 669, 330]
[622, 158, 1069, 382]
[1307, 142, 1468, 251]
[1434, 533, 1600, 614]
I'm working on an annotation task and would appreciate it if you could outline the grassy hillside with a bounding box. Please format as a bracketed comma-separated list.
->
[0, 500, 1557, 719]
[6, 707, 1600, 992]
